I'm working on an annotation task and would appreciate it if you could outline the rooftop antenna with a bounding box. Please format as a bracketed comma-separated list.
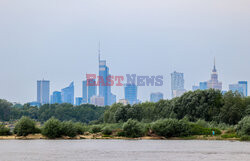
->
[98, 41, 101, 64]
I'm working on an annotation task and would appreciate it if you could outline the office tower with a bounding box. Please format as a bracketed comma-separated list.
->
[229, 81, 248, 97]
[124, 83, 137, 105]
[61, 82, 74, 104]
[82, 79, 97, 104]
[109, 93, 116, 105]
[150, 92, 163, 103]
[37, 80, 50, 105]
[171, 71, 186, 97]
[51, 91, 62, 104]
[98, 51, 115, 106]
[192, 85, 199, 91]
[238, 81, 248, 97]
[75, 97, 83, 106]
[199, 82, 208, 90]
[90, 96, 105, 106]
[207, 59, 222, 90]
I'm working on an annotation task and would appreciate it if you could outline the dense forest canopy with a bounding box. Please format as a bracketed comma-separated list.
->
[0, 89, 250, 125]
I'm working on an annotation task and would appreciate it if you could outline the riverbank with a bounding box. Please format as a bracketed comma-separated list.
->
[0, 133, 241, 141]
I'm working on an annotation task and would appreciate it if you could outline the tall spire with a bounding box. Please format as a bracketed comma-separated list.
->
[213, 57, 217, 72]
[98, 41, 101, 64]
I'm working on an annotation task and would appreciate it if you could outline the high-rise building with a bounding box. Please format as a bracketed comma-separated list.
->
[199, 82, 208, 90]
[150, 92, 163, 103]
[61, 82, 74, 104]
[238, 81, 248, 97]
[229, 81, 248, 97]
[37, 80, 50, 105]
[90, 96, 105, 106]
[192, 85, 199, 91]
[82, 79, 97, 103]
[207, 60, 222, 90]
[75, 97, 83, 106]
[124, 83, 137, 105]
[171, 71, 185, 97]
[109, 93, 116, 105]
[51, 91, 62, 104]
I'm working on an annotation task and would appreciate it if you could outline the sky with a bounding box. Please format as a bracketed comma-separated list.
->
[0, 0, 250, 104]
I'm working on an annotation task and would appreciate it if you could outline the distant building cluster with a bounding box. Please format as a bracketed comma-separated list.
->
[30, 58, 248, 107]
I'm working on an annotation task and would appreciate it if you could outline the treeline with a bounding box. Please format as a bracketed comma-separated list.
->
[0, 100, 106, 123]
[103, 90, 250, 125]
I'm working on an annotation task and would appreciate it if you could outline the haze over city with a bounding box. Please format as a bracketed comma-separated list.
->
[1, 0, 250, 103]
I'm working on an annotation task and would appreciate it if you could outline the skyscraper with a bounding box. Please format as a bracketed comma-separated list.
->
[199, 82, 208, 90]
[51, 91, 62, 104]
[238, 81, 248, 97]
[124, 83, 137, 105]
[207, 59, 222, 90]
[150, 92, 163, 103]
[61, 82, 74, 104]
[75, 97, 83, 106]
[98, 49, 115, 106]
[90, 96, 105, 106]
[37, 80, 50, 105]
[229, 81, 248, 97]
[171, 71, 186, 97]
[82, 79, 97, 103]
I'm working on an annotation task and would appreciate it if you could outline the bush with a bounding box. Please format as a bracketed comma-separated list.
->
[236, 116, 250, 136]
[189, 123, 221, 135]
[122, 119, 144, 138]
[14, 116, 39, 136]
[91, 125, 102, 133]
[152, 119, 190, 138]
[61, 121, 77, 137]
[102, 126, 113, 135]
[240, 135, 250, 141]
[42, 117, 62, 139]
[0, 124, 11, 136]
[74, 122, 88, 135]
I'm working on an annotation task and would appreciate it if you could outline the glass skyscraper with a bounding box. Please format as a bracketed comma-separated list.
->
[238, 81, 248, 97]
[82, 79, 97, 103]
[75, 97, 83, 106]
[199, 82, 208, 90]
[124, 83, 137, 105]
[150, 92, 163, 103]
[51, 91, 62, 104]
[61, 82, 74, 104]
[37, 80, 50, 105]
[171, 71, 186, 97]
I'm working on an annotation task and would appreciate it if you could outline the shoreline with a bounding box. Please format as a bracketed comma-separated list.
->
[0, 134, 241, 141]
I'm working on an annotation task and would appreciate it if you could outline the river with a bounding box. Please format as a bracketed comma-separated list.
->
[0, 140, 249, 161]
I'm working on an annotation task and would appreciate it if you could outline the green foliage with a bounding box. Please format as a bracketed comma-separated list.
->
[14, 116, 39, 136]
[151, 119, 190, 138]
[0, 124, 11, 136]
[61, 121, 77, 137]
[102, 126, 113, 135]
[74, 122, 88, 135]
[221, 133, 238, 138]
[236, 116, 250, 136]
[42, 117, 62, 139]
[91, 125, 102, 133]
[189, 123, 221, 135]
[240, 135, 250, 141]
[122, 119, 145, 138]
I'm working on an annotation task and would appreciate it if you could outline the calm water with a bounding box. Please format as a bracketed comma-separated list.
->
[0, 140, 249, 161]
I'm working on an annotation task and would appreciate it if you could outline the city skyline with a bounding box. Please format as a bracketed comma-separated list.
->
[1, 0, 250, 103]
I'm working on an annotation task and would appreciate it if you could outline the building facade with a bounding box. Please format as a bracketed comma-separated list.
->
[124, 83, 137, 105]
[82, 79, 97, 104]
[75, 97, 83, 106]
[171, 71, 185, 97]
[207, 61, 222, 90]
[37, 80, 50, 105]
[150, 92, 163, 103]
[61, 82, 74, 104]
[90, 96, 105, 106]
[51, 91, 62, 104]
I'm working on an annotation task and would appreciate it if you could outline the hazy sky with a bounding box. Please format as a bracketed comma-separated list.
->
[1, 0, 250, 103]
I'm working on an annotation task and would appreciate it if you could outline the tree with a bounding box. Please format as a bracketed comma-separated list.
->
[236, 116, 250, 136]
[42, 117, 62, 139]
[122, 119, 145, 138]
[14, 116, 39, 136]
